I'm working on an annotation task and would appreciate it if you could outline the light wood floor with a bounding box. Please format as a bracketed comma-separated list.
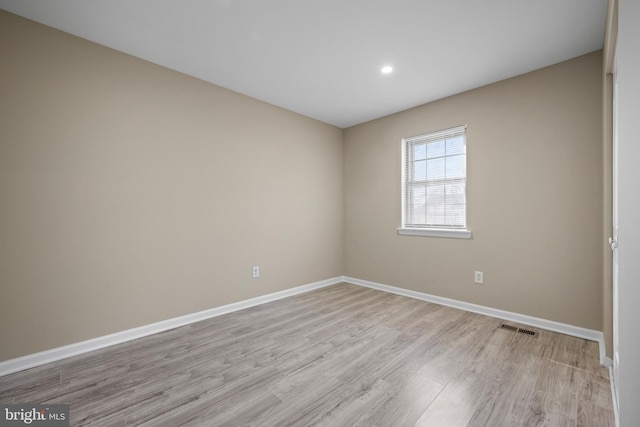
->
[0, 283, 614, 426]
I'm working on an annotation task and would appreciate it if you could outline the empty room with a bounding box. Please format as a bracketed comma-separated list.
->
[1, 1, 639, 426]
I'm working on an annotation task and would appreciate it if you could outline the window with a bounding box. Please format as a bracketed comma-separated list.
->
[398, 125, 471, 239]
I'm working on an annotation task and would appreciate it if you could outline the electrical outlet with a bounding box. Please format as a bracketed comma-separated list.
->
[252, 266, 260, 278]
[474, 271, 484, 284]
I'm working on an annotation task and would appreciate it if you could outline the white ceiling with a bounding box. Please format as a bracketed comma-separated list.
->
[0, 0, 607, 128]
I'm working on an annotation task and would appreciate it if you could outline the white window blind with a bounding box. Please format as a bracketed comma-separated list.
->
[402, 125, 467, 230]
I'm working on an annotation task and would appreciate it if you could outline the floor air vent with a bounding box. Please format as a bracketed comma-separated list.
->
[500, 323, 538, 337]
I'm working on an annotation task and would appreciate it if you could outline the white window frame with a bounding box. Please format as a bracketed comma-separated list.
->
[397, 125, 472, 239]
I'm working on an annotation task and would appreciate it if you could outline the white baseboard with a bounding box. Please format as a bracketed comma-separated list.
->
[344, 276, 609, 366]
[0, 276, 343, 377]
[1, 275, 610, 377]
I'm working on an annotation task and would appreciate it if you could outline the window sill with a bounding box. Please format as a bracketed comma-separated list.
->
[396, 227, 472, 239]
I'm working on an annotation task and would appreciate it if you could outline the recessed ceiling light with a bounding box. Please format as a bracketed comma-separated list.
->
[381, 65, 393, 74]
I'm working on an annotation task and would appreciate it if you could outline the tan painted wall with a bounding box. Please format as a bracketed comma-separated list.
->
[344, 51, 603, 330]
[0, 11, 344, 361]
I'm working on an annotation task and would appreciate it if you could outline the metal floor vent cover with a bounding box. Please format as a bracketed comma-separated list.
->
[499, 323, 538, 337]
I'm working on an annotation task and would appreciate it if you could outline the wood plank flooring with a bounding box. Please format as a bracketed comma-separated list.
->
[0, 283, 614, 426]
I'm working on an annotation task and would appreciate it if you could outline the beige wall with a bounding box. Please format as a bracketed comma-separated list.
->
[344, 51, 603, 330]
[0, 11, 344, 361]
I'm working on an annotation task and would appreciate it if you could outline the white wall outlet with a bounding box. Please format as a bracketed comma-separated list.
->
[252, 266, 260, 278]
[474, 271, 484, 284]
